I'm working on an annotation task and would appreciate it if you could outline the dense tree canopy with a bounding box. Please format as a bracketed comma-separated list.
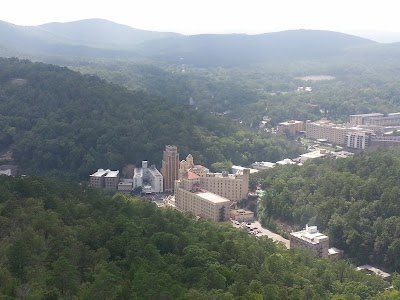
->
[0, 176, 394, 299]
[252, 148, 400, 272]
[0, 58, 303, 179]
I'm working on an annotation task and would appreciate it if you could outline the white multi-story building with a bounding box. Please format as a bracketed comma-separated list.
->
[290, 225, 329, 257]
[132, 161, 163, 193]
[345, 131, 372, 149]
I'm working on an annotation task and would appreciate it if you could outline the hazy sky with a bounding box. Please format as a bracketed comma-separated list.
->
[1, 0, 400, 34]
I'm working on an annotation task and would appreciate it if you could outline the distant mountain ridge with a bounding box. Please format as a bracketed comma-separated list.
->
[0, 19, 377, 66]
[139, 30, 375, 66]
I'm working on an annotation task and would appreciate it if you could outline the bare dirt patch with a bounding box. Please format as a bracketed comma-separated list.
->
[296, 75, 336, 81]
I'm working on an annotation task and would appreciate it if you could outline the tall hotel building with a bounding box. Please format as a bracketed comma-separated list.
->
[174, 154, 250, 222]
[161, 145, 180, 192]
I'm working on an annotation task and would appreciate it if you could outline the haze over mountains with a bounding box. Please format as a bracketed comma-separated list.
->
[2, 18, 398, 67]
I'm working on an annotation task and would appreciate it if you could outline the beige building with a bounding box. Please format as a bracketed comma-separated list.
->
[230, 209, 255, 222]
[175, 187, 230, 222]
[306, 119, 349, 145]
[277, 120, 304, 136]
[90, 169, 120, 190]
[161, 145, 180, 192]
[179, 154, 250, 202]
[174, 154, 250, 222]
[349, 113, 384, 126]
[290, 225, 329, 257]
[306, 119, 374, 147]
[366, 113, 400, 126]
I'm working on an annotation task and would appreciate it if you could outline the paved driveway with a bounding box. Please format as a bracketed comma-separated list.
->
[232, 220, 290, 248]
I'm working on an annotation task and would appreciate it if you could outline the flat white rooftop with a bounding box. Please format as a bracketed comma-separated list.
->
[90, 169, 108, 177]
[291, 225, 328, 244]
[196, 191, 230, 204]
[357, 265, 390, 279]
[105, 170, 119, 178]
[350, 113, 384, 117]
[276, 159, 296, 165]
[252, 161, 276, 168]
[300, 151, 327, 159]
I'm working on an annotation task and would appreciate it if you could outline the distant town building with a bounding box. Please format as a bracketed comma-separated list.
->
[90, 169, 108, 188]
[104, 170, 120, 190]
[297, 86, 312, 92]
[174, 154, 250, 222]
[161, 145, 180, 192]
[276, 158, 296, 165]
[349, 113, 385, 126]
[345, 131, 372, 149]
[290, 225, 329, 257]
[251, 161, 276, 170]
[356, 265, 391, 281]
[117, 179, 134, 193]
[306, 119, 375, 149]
[178, 154, 250, 202]
[231, 165, 259, 174]
[90, 169, 120, 190]
[0, 165, 17, 176]
[370, 135, 400, 147]
[230, 209, 255, 222]
[306, 119, 349, 145]
[297, 149, 331, 162]
[277, 120, 304, 137]
[132, 160, 163, 193]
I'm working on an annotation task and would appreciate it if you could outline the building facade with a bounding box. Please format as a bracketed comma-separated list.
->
[277, 120, 304, 136]
[132, 160, 163, 193]
[104, 170, 120, 190]
[305, 119, 349, 145]
[174, 154, 250, 222]
[349, 113, 384, 126]
[179, 154, 250, 202]
[90, 169, 119, 190]
[290, 225, 329, 257]
[345, 131, 372, 149]
[161, 145, 180, 192]
[175, 187, 230, 222]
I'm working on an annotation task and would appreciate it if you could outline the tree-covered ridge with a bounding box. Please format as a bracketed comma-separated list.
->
[0, 58, 303, 179]
[0, 176, 393, 299]
[253, 148, 400, 272]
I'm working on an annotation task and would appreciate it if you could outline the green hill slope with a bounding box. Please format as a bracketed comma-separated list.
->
[0, 58, 303, 178]
[252, 148, 400, 272]
[0, 176, 391, 299]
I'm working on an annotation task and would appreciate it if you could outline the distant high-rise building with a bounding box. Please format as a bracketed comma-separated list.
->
[161, 145, 180, 192]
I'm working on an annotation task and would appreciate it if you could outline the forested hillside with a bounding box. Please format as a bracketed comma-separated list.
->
[252, 148, 400, 272]
[0, 58, 303, 178]
[0, 176, 395, 299]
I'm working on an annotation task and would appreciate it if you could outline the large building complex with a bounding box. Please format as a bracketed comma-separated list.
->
[306, 119, 375, 149]
[161, 145, 180, 192]
[90, 169, 120, 190]
[132, 160, 163, 193]
[306, 113, 400, 150]
[290, 225, 329, 258]
[305, 119, 350, 145]
[174, 154, 250, 222]
[349, 113, 385, 126]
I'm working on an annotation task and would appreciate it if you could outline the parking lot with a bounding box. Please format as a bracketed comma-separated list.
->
[232, 220, 290, 248]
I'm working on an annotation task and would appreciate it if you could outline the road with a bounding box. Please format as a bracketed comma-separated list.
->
[232, 220, 290, 249]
